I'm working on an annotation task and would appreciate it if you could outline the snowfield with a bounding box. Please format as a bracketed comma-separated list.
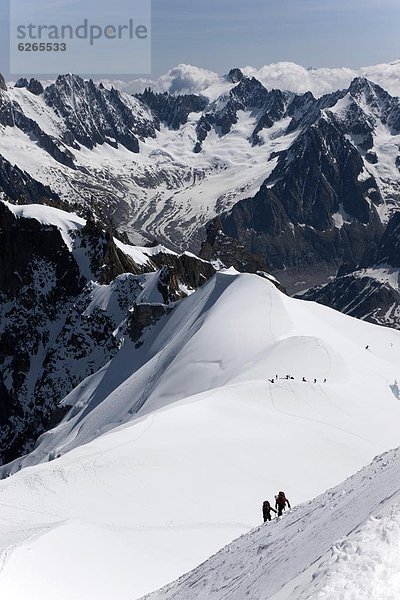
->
[0, 271, 400, 598]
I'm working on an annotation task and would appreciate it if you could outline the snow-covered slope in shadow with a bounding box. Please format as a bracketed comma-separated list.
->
[145, 445, 400, 600]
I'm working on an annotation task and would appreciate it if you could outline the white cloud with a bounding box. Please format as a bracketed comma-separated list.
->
[103, 59, 400, 99]
[101, 64, 220, 96]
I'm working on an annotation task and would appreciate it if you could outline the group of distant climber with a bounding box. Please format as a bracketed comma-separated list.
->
[268, 375, 327, 384]
[262, 492, 291, 522]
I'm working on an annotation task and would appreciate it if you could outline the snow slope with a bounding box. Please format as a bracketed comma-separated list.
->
[146, 445, 400, 600]
[1, 272, 400, 598]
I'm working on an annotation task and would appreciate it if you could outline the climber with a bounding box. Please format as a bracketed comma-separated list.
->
[275, 491, 291, 517]
[302, 377, 307, 382]
[262, 500, 277, 522]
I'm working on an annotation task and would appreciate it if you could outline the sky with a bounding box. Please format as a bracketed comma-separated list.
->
[1, 0, 400, 79]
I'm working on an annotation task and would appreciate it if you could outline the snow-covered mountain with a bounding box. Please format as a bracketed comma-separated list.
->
[0, 249, 400, 598]
[1, 65, 400, 289]
[0, 200, 214, 464]
[145, 445, 400, 600]
[2, 60, 400, 600]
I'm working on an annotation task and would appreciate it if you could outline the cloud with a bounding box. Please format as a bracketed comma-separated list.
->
[244, 61, 400, 97]
[101, 60, 400, 98]
[103, 64, 220, 96]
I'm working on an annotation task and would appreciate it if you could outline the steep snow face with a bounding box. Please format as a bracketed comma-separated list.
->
[146, 446, 400, 600]
[1, 272, 400, 598]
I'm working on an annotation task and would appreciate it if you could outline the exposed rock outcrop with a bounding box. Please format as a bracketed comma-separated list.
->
[136, 89, 208, 130]
[299, 211, 400, 329]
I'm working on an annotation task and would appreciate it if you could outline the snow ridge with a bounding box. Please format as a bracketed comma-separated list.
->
[145, 447, 400, 600]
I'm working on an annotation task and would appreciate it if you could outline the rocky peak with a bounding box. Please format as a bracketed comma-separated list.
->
[346, 77, 400, 133]
[27, 78, 44, 95]
[15, 77, 44, 95]
[195, 76, 270, 145]
[230, 76, 269, 108]
[348, 77, 387, 101]
[15, 77, 29, 89]
[79, 217, 142, 283]
[199, 217, 271, 274]
[136, 89, 207, 130]
[227, 68, 245, 84]
[44, 74, 157, 152]
[0, 74, 7, 92]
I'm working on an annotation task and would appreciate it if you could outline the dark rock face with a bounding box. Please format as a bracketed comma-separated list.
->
[15, 78, 43, 95]
[136, 89, 208, 130]
[0, 155, 63, 204]
[15, 78, 29, 89]
[0, 74, 6, 92]
[0, 202, 81, 299]
[27, 78, 44, 95]
[79, 218, 143, 283]
[227, 68, 245, 83]
[129, 303, 172, 345]
[199, 217, 270, 273]
[44, 74, 157, 152]
[151, 251, 216, 303]
[377, 212, 400, 268]
[220, 117, 384, 271]
[299, 274, 400, 328]
[299, 211, 400, 329]
[0, 204, 84, 463]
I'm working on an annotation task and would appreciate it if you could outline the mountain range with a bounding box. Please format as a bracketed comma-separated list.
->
[1, 64, 400, 293]
[0, 203, 399, 597]
[1, 60, 400, 599]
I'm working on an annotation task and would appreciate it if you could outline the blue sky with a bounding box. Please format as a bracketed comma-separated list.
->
[1, 0, 400, 78]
